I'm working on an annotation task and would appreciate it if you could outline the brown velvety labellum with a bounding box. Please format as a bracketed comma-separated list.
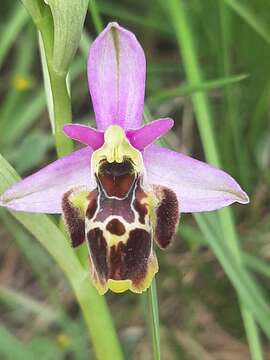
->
[87, 228, 108, 279]
[86, 190, 98, 219]
[108, 228, 151, 282]
[133, 185, 148, 224]
[153, 185, 179, 249]
[97, 160, 135, 198]
[62, 190, 85, 248]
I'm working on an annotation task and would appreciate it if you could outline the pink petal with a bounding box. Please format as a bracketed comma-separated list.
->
[0, 148, 94, 213]
[143, 145, 249, 213]
[126, 118, 174, 150]
[63, 124, 104, 150]
[88, 22, 146, 131]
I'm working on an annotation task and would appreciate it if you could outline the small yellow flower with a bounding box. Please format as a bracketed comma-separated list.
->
[12, 75, 32, 91]
[56, 333, 71, 349]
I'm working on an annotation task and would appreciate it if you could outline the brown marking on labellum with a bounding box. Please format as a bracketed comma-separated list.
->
[152, 185, 179, 249]
[87, 228, 108, 279]
[106, 218, 126, 236]
[125, 229, 151, 281]
[94, 182, 135, 223]
[108, 228, 151, 282]
[109, 241, 125, 280]
[86, 189, 98, 219]
[133, 185, 148, 224]
[97, 160, 135, 198]
[62, 190, 85, 248]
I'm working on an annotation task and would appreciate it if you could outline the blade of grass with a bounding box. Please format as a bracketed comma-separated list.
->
[0, 25, 36, 135]
[219, 2, 250, 190]
[167, 1, 264, 359]
[147, 73, 248, 105]
[0, 154, 123, 360]
[98, 1, 172, 35]
[0, 286, 60, 323]
[224, 0, 270, 44]
[0, 5, 28, 69]
[195, 213, 270, 341]
[243, 253, 270, 278]
[88, 0, 103, 33]
[0, 326, 34, 360]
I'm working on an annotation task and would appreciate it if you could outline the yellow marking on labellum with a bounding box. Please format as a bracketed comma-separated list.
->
[69, 191, 89, 215]
[105, 232, 129, 247]
[92, 125, 143, 173]
[107, 279, 132, 293]
[131, 254, 159, 293]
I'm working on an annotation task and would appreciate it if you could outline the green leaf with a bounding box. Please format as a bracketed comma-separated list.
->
[45, 0, 88, 74]
[21, 0, 45, 24]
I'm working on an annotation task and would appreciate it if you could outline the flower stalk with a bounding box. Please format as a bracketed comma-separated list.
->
[38, 7, 73, 157]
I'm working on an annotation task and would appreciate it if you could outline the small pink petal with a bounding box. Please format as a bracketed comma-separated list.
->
[126, 118, 174, 150]
[63, 124, 104, 149]
[143, 144, 249, 213]
[0, 148, 94, 213]
[88, 22, 146, 130]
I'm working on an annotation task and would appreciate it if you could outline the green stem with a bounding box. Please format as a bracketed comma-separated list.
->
[48, 72, 74, 157]
[147, 278, 161, 360]
[167, 1, 263, 359]
[38, 8, 73, 157]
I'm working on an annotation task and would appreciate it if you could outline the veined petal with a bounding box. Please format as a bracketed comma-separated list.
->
[126, 118, 174, 150]
[143, 145, 249, 213]
[63, 124, 104, 149]
[88, 22, 146, 131]
[0, 148, 93, 213]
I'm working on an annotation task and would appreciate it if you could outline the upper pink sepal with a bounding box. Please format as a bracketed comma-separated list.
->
[126, 118, 174, 150]
[63, 124, 104, 150]
[88, 22, 146, 131]
[0, 147, 94, 213]
[143, 144, 249, 213]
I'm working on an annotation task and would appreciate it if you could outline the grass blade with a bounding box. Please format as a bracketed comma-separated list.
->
[0, 5, 28, 69]
[167, 1, 264, 358]
[147, 73, 248, 105]
[224, 0, 270, 44]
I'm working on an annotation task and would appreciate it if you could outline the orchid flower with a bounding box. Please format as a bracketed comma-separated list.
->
[0, 23, 249, 295]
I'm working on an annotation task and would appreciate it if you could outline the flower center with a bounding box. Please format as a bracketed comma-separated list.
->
[91, 125, 143, 176]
